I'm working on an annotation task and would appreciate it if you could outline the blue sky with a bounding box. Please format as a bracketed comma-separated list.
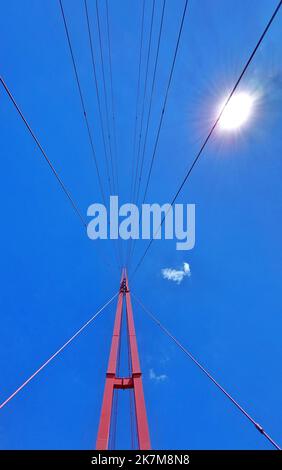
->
[0, 0, 282, 450]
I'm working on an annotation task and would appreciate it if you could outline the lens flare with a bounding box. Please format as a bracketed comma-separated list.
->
[218, 92, 254, 131]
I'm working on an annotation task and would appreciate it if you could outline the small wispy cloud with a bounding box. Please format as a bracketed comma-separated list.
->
[149, 368, 167, 382]
[161, 262, 191, 284]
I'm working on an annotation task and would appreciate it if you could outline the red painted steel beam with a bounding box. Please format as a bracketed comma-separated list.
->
[96, 274, 124, 450]
[96, 270, 151, 450]
[125, 272, 151, 450]
[114, 377, 133, 389]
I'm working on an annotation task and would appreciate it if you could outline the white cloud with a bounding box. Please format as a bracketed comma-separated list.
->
[149, 368, 167, 382]
[161, 262, 191, 284]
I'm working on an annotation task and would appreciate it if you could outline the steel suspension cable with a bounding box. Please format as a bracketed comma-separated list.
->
[133, 294, 281, 450]
[0, 293, 118, 410]
[127, 0, 167, 271]
[95, 0, 116, 195]
[105, 0, 124, 267]
[59, 0, 107, 205]
[84, 0, 113, 195]
[129, 0, 146, 203]
[60, 0, 122, 270]
[0, 76, 86, 228]
[105, 0, 120, 195]
[141, 0, 189, 205]
[131, 0, 282, 279]
[136, 0, 166, 207]
[132, 0, 156, 206]
[126, 0, 146, 268]
[0, 75, 119, 274]
[127, 0, 157, 268]
[128, 0, 186, 270]
[85, 0, 123, 268]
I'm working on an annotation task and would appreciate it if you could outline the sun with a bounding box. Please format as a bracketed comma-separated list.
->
[218, 92, 255, 131]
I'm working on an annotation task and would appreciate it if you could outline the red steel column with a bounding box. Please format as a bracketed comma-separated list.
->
[96, 270, 151, 450]
[125, 272, 151, 450]
[96, 273, 124, 450]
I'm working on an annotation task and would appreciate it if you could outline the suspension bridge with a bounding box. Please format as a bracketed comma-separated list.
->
[0, 0, 282, 451]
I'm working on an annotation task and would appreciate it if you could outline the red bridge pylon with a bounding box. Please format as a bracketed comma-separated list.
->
[96, 269, 151, 450]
